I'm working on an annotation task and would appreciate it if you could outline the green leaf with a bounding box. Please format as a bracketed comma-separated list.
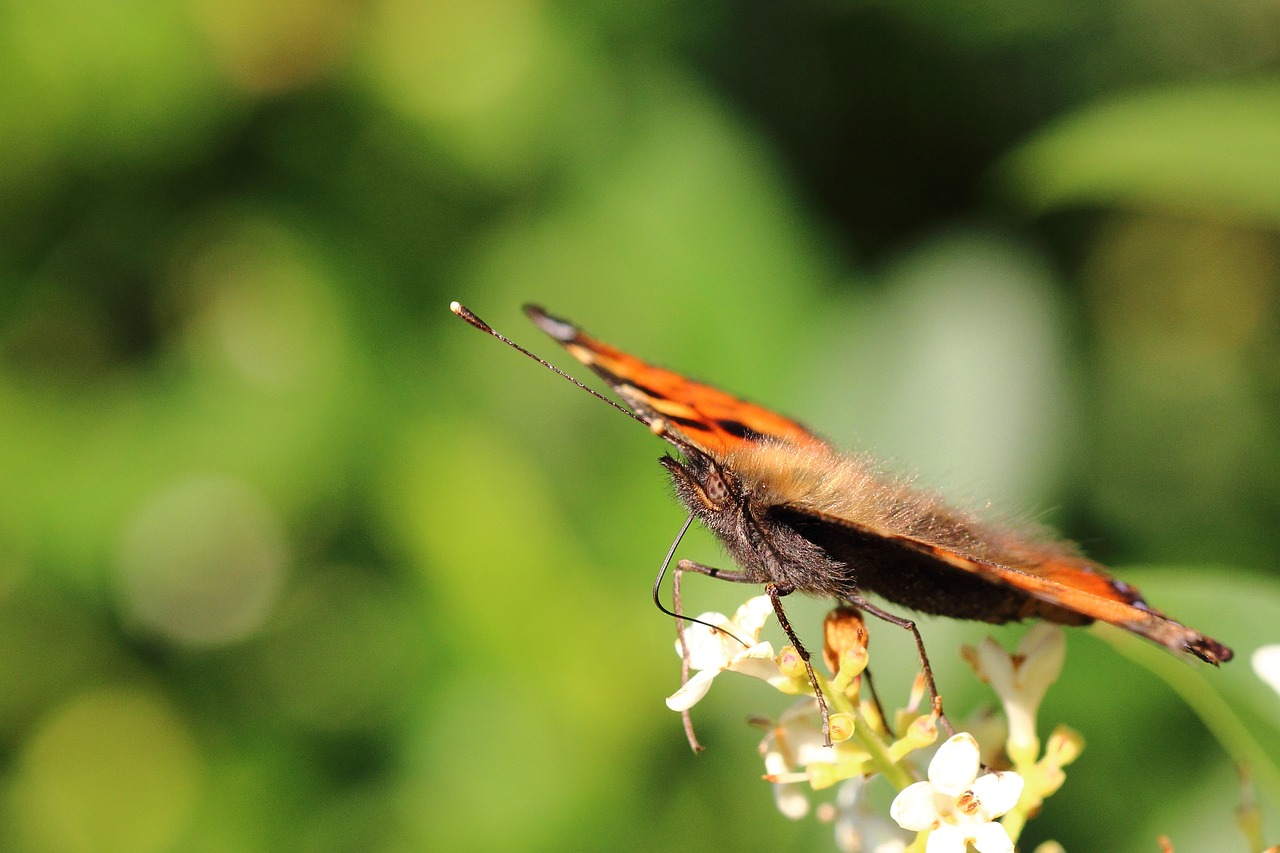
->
[1004, 81, 1280, 228]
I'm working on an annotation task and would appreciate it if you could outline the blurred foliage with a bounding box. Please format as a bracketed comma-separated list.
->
[1, 1, 1279, 851]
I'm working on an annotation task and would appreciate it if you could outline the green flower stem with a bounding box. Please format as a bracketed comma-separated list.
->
[855, 715, 918, 790]
[819, 676, 917, 790]
[1095, 624, 1280, 803]
[1000, 761, 1043, 842]
[1002, 803, 1028, 842]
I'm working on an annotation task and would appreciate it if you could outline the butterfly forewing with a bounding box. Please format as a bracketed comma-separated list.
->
[525, 305, 822, 455]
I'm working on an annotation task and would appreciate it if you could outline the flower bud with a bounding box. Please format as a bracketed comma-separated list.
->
[778, 646, 808, 679]
[827, 712, 856, 744]
[1044, 725, 1083, 767]
[822, 607, 869, 676]
[888, 712, 939, 761]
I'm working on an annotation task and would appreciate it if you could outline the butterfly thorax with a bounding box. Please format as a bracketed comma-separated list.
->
[660, 448, 857, 597]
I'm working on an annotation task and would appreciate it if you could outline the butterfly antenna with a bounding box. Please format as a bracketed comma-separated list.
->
[744, 514, 835, 746]
[451, 302, 654, 431]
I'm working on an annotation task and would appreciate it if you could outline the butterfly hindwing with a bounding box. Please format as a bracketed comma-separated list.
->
[772, 504, 1230, 664]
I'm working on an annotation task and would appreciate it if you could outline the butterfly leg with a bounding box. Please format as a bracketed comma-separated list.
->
[844, 593, 953, 736]
[765, 582, 834, 748]
[859, 665, 891, 737]
[669, 559, 762, 647]
[673, 558, 756, 584]
[670, 565, 703, 752]
[676, 560, 835, 747]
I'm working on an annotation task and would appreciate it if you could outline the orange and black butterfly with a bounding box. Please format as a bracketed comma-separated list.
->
[452, 302, 1232, 705]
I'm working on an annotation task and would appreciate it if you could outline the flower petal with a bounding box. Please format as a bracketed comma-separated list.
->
[1252, 644, 1280, 697]
[731, 595, 776, 640]
[924, 824, 968, 853]
[664, 668, 718, 711]
[1015, 624, 1066, 699]
[766, 698, 832, 766]
[726, 642, 781, 676]
[861, 821, 910, 853]
[889, 781, 941, 831]
[730, 647, 794, 694]
[928, 733, 981, 795]
[836, 777, 911, 853]
[837, 816, 910, 853]
[772, 781, 810, 820]
[970, 821, 1016, 853]
[763, 726, 812, 819]
[1003, 703, 1039, 766]
[970, 770, 1024, 819]
[975, 637, 1015, 694]
[679, 614, 737, 670]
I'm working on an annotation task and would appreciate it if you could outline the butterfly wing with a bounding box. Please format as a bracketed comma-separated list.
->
[522, 304, 1232, 666]
[526, 305, 822, 456]
[772, 505, 1233, 665]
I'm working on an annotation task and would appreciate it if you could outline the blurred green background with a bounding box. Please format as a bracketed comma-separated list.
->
[2, 1, 1280, 851]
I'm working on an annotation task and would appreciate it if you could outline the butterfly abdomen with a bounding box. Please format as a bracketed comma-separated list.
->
[768, 504, 1066, 622]
[732, 443, 1103, 623]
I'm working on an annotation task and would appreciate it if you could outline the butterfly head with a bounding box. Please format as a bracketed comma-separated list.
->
[659, 449, 770, 576]
[660, 452, 738, 515]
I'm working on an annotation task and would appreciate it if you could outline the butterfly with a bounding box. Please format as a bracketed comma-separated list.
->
[451, 301, 1232, 734]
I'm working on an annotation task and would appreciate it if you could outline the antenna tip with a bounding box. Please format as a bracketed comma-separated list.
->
[449, 301, 492, 333]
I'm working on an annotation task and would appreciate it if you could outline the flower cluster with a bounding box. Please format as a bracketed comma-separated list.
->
[668, 597, 1079, 852]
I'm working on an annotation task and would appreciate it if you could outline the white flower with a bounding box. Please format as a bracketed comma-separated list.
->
[665, 596, 792, 712]
[835, 776, 911, 853]
[760, 699, 870, 820]
[963, 624, 1065, 765]
[890, 732, 1024, 853]
[1252, 645, 1280, 698]
[760, 699, 833, 819]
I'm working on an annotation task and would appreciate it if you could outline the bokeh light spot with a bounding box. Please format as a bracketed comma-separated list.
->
[187, 0, 358, 94]
[172, 215, 347, 391]
[363, 0, 543, 123]
[13, 688, 201, 853]
[115, 475, 289, 648]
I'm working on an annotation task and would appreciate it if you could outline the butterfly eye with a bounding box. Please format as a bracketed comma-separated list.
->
[701, 468, 731, 511]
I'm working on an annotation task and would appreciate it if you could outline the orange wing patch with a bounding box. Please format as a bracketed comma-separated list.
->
[904, 538, 1231, 664]
[526, 305, 822, 456]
